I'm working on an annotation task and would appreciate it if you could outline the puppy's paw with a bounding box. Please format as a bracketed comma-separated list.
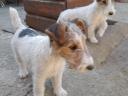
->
[55, 88, 68, 96]
[18, 70, 29, 79]
[90, 37, 98, 43]
[98, 31, 105, 37]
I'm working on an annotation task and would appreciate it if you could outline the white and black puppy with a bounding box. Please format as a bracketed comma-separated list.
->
[57, 0, 116, 43]
[10, 7, 94, 96]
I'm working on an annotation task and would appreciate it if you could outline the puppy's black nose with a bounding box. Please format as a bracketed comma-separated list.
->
[109, 12, 113, 15]
[86, 65, 94, 70]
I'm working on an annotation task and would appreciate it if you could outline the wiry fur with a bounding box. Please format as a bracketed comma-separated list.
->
[57, 0, 116, 43]
[10, 7, 94, 96]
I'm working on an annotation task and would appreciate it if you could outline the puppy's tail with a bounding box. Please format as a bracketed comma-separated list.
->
[9, 7, 24, 31]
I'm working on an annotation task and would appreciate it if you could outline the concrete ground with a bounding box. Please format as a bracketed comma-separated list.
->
[0, 2, 128, 96]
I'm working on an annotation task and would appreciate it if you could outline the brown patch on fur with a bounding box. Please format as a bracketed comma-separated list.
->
[72, 18, 88, 34]
[97, 0, 108, 5]
[58, 42, 83, 69]
[45, 22, 91, 69]
[45, 23, 67, 45]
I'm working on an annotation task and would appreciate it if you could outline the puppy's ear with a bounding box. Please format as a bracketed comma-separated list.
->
[73, 18, 88, 34]
[96, 0, 107, 5]
[45, 23, 67, 45]
[96, 0, 102, 2]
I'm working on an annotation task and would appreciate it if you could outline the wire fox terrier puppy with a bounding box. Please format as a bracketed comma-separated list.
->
[57, 0, 116, 43]
[10, 7, 94, 96]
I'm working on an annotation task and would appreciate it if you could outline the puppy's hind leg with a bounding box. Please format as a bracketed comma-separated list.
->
[14, 50, 29, 79]
[97, 21, 108, 37]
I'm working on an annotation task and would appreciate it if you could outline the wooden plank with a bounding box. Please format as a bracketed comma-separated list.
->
[24, 0, 65, 19]
[26, 14, 56, 32]
[66, 0, 93, 8]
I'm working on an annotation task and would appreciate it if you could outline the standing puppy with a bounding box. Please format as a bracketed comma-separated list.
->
[57, 0, 116, 43]
[10, 7, 94, 96]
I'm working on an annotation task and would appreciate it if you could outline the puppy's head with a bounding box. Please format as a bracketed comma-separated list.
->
[96, 0, 116, 16]
[45, 20, 94, 72]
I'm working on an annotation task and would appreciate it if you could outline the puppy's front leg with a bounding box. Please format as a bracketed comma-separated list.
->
[52, 68, 67, 96]
[33, 74, 46, 96]
[88, 26, 98, 43]
[97, 21, 108, 37]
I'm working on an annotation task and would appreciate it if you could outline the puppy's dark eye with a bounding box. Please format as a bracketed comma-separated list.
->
[102, 0, 107, 4]
[69, 45, 77, 51]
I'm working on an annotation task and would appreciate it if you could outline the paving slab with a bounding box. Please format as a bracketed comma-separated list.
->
[89, 22, 128, 67]
[65, 38, 128, 96]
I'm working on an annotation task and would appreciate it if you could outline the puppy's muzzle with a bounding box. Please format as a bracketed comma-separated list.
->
[86, 65, 94, 70]
[77, 64, 94, 73]
[108, 11, 114, 16]
[77, 57, 94, 72]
